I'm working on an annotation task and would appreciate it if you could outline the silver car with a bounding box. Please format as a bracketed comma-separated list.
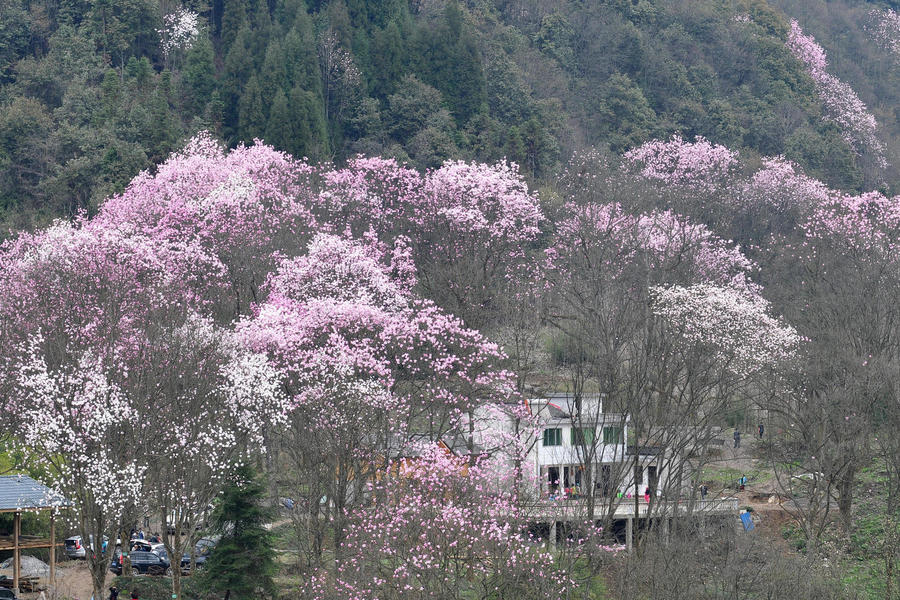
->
[64, 535, 108, 559]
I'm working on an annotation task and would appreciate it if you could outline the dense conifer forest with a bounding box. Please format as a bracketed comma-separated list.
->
[1, 0, 897, 230]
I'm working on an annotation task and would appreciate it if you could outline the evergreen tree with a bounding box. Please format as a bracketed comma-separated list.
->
[283, 16, 321, 94]
[199, 466, 276, 600]
[260, 40, 288, 104]
[414, 1, 486, 125]
[238, 74, 266, 142]
[223, 24, 254, 139]
[220, 0, 247, 54]
[370, 21, 405, 99]
[182, 35, 216, 115]
[265, 88, 293, 152]
[273, 0, 307, 35]
[289, 85, 329, 159]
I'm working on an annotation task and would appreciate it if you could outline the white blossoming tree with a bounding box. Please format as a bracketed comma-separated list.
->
[142, 316, 286, 599]
[158, 7, 200, 69]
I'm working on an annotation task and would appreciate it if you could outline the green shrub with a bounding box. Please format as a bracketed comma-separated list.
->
[112, 576, 203, 600]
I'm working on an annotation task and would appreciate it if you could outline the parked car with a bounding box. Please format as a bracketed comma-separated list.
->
[109, 550, 171, 576]
[180, 538, 216, 574]
[0, 585, 17, 600]
[64, 535, 108, 559]
[130, 539, 165, 554]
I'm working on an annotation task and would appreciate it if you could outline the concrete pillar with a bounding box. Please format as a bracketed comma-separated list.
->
[13, 512, 20, 594]
[626, 517, 633, 553]
[49, 513, 56, 588]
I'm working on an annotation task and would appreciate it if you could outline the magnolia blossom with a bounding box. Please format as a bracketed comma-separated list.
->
[304, 445, 579, 600]
[158, 8, 200, 58]
[801, 190, 900, 259]
[787, 20, 885, 165]
[866, 8, 900, 63]
[739, 156, 834, 212]
[550, 202, 755, 290]
[623, 135, 739, 190]
[240, 234, 513, 426]
[17, 343, 144, 516]
[651, 284, 802, 375]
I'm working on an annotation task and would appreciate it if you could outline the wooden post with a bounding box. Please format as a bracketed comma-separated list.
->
[13, 511, 20, 594]
[49, 512, 56, 588]
[626, 516, 633, 553]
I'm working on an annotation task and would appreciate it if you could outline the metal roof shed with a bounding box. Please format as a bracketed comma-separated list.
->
[0, 475, 71, 593]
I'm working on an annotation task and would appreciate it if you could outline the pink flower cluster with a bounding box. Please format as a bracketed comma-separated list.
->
[802, 190, 900, 259]
[622, 135, 739, 190]
[787, 20, 885, 165]
[739, 156, 834, 213]
[0, 135, 538, 593]
[550, 202, 754, 291]
[304, 445, 577, 600]
[866, 8, 900, 64]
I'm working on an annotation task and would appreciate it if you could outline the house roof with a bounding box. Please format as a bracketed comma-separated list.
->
[387, 431, 484, 458]
[530, 395, 626, 424]
[0, 475, 71, 512]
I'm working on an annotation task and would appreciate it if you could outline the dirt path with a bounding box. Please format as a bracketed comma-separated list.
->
[18, 561, 112, 600]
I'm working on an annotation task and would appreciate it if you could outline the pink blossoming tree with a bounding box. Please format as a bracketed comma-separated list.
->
[304, 445, 577, 600]
[787, 20, 886, 166]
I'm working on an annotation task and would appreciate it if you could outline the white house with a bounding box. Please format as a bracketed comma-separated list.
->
[470, 393, 673, 500]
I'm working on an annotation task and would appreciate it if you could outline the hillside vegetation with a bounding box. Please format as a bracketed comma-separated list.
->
[0, 0, 897, 230]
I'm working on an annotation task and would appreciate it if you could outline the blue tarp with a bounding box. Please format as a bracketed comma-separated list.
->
[740, 512, 755, 531]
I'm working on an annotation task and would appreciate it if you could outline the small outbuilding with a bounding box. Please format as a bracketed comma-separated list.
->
[0, 475, 71, 593]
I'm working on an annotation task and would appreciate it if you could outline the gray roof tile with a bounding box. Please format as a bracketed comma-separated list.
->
[0, 475, 71, 511]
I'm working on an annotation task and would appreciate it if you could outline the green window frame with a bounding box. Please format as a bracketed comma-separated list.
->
[571, 427, 595, 446]
[543, 428, 562, 446]
[603, 426, 623, 445]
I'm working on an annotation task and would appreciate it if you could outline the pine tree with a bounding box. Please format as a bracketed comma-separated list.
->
[182, 35, 216, 115]
[220, 0, 247, 54]
[289, 85, 329, 159]
[199, 466, 276, 600]
[259, 40, 288, 104]
[283, 16, 321, 95]
[414, 1, 486, 125]
[238, 74, 265, 142]
[370, 21, 405, 99]
[265, 88, 294, 153]
[223, 24, 254, 140]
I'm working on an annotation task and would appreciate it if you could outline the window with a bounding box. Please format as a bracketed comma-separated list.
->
[571, 427, 595, 446]
[603, 426, 623, 444]
[543, 428, 562, 446]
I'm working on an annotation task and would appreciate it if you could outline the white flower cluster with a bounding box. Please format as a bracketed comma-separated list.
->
[158, 8, 200, 58]
[17, 341, 145, 516]
[651, 284, 803, 377]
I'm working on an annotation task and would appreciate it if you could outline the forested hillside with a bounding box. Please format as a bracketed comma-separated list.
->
[2, 1, 900, 599]
[1, 0, 897, 230]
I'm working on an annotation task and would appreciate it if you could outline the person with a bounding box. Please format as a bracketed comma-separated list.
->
[733, 428, 741, 449]
[644, 487, 651, 503]
[700, 484, 708, 499]
[149, 533, 159, 544]
[138, 528, 144, 540]
[108, 587, 118, 600]
[758, 423, 764, 439]
[129, 528, 136, 540]
[739, 475, 747, 491]
[131, 592, 138, 600]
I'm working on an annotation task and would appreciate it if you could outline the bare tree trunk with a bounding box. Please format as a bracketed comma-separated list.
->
[171, 521, 182, 599]
[838, 465, 856, 535]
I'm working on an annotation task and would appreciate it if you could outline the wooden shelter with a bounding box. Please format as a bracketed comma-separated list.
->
[0, 475, 70, 593]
